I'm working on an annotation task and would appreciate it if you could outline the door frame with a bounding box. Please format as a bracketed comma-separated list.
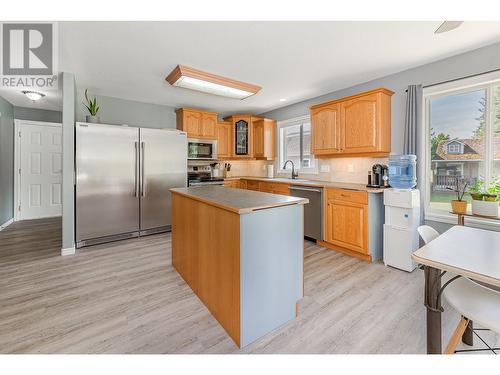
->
[14, 119, 63, 221]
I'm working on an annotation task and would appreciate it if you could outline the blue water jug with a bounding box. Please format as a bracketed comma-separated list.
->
[388, 154, 417, 189]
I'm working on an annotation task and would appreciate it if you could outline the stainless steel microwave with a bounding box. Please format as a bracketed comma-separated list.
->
[187, 138, 217, 160]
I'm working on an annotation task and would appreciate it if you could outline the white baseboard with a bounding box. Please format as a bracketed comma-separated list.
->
[0, 218, 14, 231]
[61, 246, 76, 256]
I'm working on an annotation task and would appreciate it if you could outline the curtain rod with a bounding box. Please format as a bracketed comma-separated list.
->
[404, 68, 500, 92]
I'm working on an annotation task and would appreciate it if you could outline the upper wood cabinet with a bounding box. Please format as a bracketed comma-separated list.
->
[176, 108, 218, 139]
[310, 88, 393, 157]
[222, 115, 276, 159]
[311, 103, 341, 155]
[253, 118, 276, 160]
[217, 121, 232, 159]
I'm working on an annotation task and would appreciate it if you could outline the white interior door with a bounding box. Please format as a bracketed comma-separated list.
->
[17, 121, 62, 220]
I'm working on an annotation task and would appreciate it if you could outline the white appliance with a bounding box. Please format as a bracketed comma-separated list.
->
[383, 189, 420, 272]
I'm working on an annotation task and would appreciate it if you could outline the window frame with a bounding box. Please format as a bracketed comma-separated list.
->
[277, 115, 318, 175]
[421, 70, 500, 228]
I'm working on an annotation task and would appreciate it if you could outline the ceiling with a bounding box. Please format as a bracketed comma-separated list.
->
[2, 21, 500, 114]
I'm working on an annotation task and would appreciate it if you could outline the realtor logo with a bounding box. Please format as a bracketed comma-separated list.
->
[1, 22, 58, 89]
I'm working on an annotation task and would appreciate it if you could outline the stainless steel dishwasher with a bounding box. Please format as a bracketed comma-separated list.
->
[289, 185, 323, 241]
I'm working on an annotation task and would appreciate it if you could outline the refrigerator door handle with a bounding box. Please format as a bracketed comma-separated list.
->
[141, 141, 145, 197]
[134, 142, 139, 197]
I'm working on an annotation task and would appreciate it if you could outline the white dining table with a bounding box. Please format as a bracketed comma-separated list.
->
[412, 225, 500, 354]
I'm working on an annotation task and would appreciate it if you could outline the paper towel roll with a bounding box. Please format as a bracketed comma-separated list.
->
[266, 164, 274, 178]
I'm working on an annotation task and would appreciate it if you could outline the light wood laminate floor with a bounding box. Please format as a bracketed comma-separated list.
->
[0, 218, 498, 354]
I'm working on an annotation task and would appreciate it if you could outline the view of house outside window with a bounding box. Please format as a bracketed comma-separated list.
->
[278, 117, 316, 173]
[428, 83, 500, 212]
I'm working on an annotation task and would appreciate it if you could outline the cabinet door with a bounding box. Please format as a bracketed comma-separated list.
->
[185, 111, 202, 137]
[325, 199, 368, 254]
[253, 121, 264, 157]
[340, 93, 378, 153]
[233, 116, 252, 157]
[217, 122, 232, 158]
[201, 113, 217, 139]
[311, 104, 340, 154]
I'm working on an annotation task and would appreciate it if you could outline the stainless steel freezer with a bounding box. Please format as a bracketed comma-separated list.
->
[75, 123, 187, 248]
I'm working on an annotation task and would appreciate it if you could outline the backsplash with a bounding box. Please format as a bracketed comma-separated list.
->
[275, 157, 389, 184]
[217, 160, 270, 177]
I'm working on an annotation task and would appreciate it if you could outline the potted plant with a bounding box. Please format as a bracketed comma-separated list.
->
[468, 179, 484, 201]
[446, 177, 468, 214]
[83, 89, 100, 123]
[470, 177, 499, 217]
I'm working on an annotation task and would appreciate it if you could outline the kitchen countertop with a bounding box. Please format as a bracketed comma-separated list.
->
[170, 186, 309, 214]
[224, 176, 385, 193]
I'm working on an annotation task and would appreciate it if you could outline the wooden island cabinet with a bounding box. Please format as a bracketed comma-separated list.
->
[310, 87, 394, 157]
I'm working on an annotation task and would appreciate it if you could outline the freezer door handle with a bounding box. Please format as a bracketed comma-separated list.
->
[134, 142, 139, 197]
[141, 141, 145, 197]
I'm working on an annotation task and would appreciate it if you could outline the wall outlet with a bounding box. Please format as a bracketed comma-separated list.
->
[347, 164, 354, 173]
[320, 164, 330, 173]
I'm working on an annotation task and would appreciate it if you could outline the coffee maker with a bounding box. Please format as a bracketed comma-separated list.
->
[367, 164, 389, 188]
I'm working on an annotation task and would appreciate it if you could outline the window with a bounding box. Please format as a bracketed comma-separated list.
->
[278, 116, 317, 174]
[424, 72, 500, 219]
[446, 142, 461, 154]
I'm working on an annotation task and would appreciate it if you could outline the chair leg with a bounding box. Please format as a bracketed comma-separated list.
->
[462, 319, 473, 346]
[445, 316, 470, 354]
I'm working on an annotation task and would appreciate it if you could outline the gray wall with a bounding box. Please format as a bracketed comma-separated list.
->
[14, 106, 62, 123]
[0, 96, 14, 225]
[262, 41, 500, 156]
[62, 72, 76, 251]
[262, 41, 500, 233]
[76, 91, 176, 129]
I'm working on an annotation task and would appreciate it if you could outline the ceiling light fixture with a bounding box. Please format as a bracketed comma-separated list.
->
[22, 90, 46, 102]
[166, 65, 261, 100]
[279, 98, 287, 102]
[434, 21, 464, 34]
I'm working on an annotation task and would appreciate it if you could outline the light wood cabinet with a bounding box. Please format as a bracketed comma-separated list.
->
[176, 108, 218, 139]
[217, 121, 232, 159]
[310, 88, 393, 157]
[224, 179, 240, 188]
[223, 115, 253, 158]
[323, 188, 369, 259]
[253, 119, 276, 160]
[242, 179, 290, 195]
[311, 103, 341, 155]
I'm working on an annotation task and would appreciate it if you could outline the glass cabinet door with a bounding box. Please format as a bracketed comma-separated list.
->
[235, 120, 249, 155]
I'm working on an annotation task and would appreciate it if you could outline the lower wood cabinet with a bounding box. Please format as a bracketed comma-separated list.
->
[321, 188, 383, 262]
[224, 179, 240, 188]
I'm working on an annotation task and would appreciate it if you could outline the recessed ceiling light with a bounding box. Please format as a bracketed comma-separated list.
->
[279, 98, 287, 102]
[22, 90, 45, 102]
[166, 65, 261, 100]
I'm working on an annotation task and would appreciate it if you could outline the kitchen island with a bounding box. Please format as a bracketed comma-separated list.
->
[170, 186, 308, 347]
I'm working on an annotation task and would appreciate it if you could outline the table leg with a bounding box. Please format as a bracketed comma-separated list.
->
[462, 319, 474, 346]
[424, 265, 442, 354]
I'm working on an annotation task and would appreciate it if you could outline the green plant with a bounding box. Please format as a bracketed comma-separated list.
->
[84, 89, 99, 116]
[486, 176, 500, 196]
[468, 178, 485, 201]
[446, 176, 468, 201]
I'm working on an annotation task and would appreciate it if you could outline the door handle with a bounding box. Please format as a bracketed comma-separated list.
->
[141, 142, 145, 197]
[134, 142, 139, 197]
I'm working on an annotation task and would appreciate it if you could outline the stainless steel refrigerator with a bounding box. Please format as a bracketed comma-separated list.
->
[75, 122, 187, 248]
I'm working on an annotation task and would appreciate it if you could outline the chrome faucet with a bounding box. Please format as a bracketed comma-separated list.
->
[283, 160, 299, 179]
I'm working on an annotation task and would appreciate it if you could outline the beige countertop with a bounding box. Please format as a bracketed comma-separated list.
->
[224, 176, 385, 193]
[170, 186, 309, 215]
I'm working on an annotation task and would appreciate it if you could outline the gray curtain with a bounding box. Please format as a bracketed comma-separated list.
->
[403, 84, 424, 224]
[403, 85, 422, 154]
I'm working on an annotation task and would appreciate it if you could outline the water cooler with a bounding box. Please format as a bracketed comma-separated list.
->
[383, 189, 420, 272]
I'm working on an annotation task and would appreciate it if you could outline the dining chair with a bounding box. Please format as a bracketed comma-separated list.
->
[417, 225, 500, 354]
[417, 225, 439, 244]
